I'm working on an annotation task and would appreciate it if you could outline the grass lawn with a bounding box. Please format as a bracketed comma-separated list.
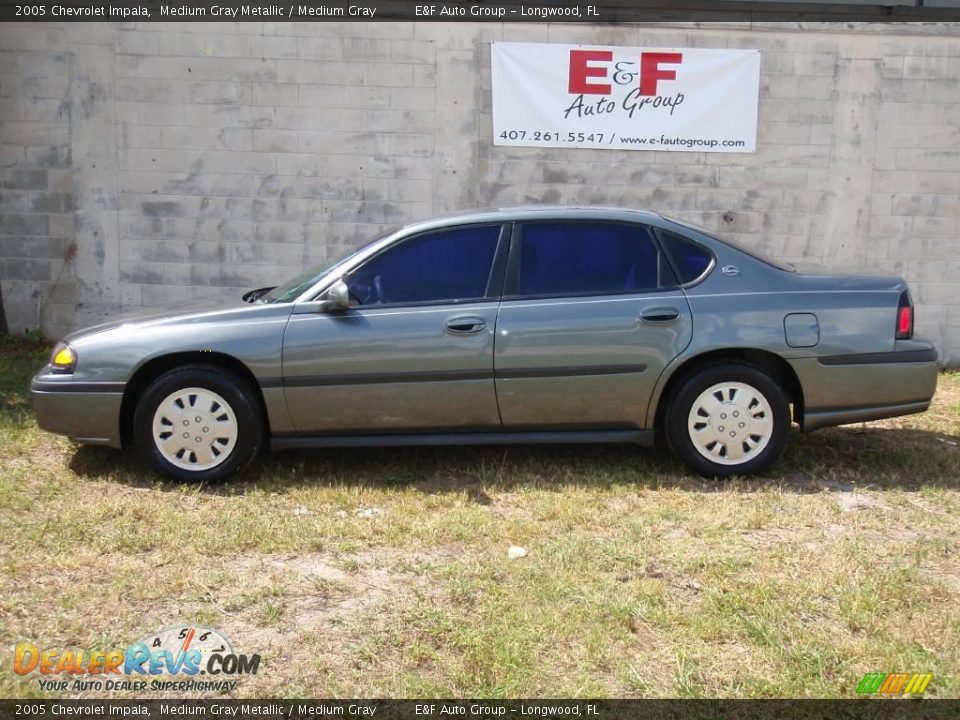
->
[1, 336, 957, 699]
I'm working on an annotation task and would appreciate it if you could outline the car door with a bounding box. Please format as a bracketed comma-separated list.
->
[282, 223, 509, 434]
[494, 220, 693, 429]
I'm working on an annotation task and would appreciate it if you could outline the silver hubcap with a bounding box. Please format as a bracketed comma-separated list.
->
[152, 387, 238, 471]
[687, 381, 773, 466]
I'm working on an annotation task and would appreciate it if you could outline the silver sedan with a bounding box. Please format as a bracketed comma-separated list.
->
[31, 207, 938, 481]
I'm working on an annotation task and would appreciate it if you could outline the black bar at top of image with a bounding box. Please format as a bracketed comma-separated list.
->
[2, 700, 960, 720]
[3, 0, 960, 22]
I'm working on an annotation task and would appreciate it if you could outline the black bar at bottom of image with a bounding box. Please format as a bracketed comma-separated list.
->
[2, 700, 959, 720]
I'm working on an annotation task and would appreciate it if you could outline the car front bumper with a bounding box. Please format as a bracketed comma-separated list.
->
[789, 342, 939, 432]
[31, 374, 124, 448]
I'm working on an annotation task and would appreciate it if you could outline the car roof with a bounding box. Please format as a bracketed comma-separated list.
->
[401, 205, 664, 231]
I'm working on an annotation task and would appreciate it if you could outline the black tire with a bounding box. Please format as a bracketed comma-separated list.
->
[664, 362, 790, 478]
[133, 365, 263, 482]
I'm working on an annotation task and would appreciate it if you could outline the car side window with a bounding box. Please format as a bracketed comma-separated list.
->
[516, 222, 677, 297]
[346, 225, 502, 306]
[658, 231, 713, 284]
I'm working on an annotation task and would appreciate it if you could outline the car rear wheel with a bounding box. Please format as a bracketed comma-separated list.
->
[133, 366, 263, 482]
[665, 363, 789, 478]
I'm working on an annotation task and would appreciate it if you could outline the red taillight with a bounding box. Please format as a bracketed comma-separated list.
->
[896, 292, 914, 340]
[898, 307, 912, 335]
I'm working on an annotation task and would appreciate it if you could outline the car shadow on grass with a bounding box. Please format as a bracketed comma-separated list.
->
[67, 425, 960, 496]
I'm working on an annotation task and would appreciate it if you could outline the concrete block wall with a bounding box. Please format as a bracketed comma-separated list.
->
[0, 28, 75, 340]
[0, 21, 959, 362]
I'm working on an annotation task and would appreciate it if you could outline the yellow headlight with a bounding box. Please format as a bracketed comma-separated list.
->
[51, 344, 76, 370]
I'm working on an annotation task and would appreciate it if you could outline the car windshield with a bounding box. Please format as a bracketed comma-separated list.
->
[261, 228, 398, 303]
[665, 216, 796, 272]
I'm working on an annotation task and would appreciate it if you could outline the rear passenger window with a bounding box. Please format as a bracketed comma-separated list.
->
[516, 222, 677, 297]
[658, 231, 713, 284]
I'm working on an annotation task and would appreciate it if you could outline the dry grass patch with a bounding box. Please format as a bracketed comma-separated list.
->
[0, 338, 957, 698]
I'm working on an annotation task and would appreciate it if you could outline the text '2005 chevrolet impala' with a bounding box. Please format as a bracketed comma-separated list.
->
[31, 207, 938, 481]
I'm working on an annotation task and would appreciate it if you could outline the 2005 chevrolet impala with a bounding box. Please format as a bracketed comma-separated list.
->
[31, 207, 938, 481]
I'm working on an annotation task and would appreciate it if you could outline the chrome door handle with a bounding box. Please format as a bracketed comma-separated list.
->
[445, 316, 487, 334]
[640, 307, 681, 323]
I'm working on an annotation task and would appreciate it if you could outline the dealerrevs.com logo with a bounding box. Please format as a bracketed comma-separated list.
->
[14, 625, 261, 693]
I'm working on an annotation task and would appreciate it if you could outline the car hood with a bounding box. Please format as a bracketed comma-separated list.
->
[64, 291, 254, 342]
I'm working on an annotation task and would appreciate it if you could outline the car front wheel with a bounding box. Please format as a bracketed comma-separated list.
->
[133, 365, 263, 482]
[665, 363, 790, 478]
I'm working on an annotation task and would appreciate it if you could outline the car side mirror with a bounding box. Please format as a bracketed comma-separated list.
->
[319, 280, 351, 312]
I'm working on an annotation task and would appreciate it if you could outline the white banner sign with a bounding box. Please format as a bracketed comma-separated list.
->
[491, 42, 760, 153]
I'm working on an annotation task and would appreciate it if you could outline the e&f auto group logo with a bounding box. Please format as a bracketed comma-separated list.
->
[13, 625, 261, 693]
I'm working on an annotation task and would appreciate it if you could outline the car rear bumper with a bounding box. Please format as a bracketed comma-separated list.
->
[803, 400, 932, 432]
[789, 342, 939, 432]
[31, 376, 124, 448]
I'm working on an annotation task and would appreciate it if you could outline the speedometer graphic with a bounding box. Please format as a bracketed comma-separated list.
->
[133, 625, 234, 675]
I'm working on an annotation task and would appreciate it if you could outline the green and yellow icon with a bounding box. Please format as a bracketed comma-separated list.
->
[856, 672, 932, 695]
